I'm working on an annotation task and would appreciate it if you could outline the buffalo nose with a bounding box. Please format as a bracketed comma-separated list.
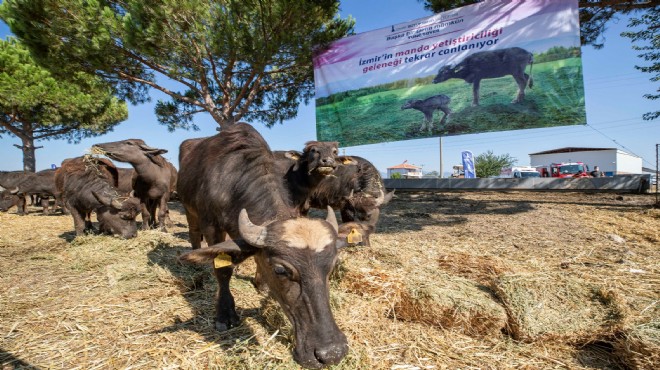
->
[320, 158, 335, 166]
[314, 343, 348, 365]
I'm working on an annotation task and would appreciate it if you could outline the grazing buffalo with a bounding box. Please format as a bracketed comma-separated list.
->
[401, 94, 451, 134]
[0, 171, 31, 215]
[0, 169, 64, 215]
[178, 123, 349, 368]
[433, 47, 534, 106]
[55, 156, 140, 238]
[93, 139, 177, 231]
[0, 188, 23, 213]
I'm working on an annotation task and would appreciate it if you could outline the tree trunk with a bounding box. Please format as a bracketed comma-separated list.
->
[17, 136, 37, 172]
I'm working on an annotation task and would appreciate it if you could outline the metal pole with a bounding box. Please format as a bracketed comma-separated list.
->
[653, 143, 658, 202]
[439, 136, 443, 178]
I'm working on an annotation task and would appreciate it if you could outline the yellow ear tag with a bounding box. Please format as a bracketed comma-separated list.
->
[213, 253, 232, 268]
[346, 228, 362, 244]
[342, 158, 353, 164]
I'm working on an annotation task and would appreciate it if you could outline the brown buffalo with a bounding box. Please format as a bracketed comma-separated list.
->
[93, 139, 177, 231]
[55, 156, 140, 238]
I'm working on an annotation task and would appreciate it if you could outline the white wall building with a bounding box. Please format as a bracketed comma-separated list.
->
[529, 147, 642, 176]
[387, 160, 423, 178]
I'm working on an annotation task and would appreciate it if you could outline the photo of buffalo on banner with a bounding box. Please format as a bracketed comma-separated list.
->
[313, 0, 585, 147]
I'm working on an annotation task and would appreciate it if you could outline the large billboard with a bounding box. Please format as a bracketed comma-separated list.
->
[313, 0, 585, 147]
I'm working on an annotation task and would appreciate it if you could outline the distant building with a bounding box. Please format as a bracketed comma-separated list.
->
[529, 147, 642, 176]
[387, 160, 422, 179]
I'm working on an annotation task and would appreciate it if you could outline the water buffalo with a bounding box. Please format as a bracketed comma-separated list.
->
[0, 188, 24, 213]
[0, 171, 31, 215]
[401, 94, 451, 134]
[273, 141, 354, 213]
[55, 156, 141, 238]
[433, 47, 534, 106]
[93, 139, 177, 231]
[177, 123, 349, 368]
[307, 156, 393, 247]
[0, 169, 64, 215]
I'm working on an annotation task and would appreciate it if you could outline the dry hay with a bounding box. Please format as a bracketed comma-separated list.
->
[392, 273, 508, 337]
[2, 191, 660, 369]
[492, 272, 628, 343]
[612, 321, 660, 370]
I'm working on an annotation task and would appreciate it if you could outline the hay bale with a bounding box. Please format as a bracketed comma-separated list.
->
[614, 321, 660, 370]
[492, 273, 628, 343]
[393, 273, 507, 337]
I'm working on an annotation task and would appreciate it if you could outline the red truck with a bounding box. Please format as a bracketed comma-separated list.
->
[535, 162, 590, 178]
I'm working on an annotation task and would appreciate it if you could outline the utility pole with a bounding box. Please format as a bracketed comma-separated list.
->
[439, 136, 443, 178]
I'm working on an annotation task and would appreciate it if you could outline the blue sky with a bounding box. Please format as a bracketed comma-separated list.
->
[1, 0, 658, 175]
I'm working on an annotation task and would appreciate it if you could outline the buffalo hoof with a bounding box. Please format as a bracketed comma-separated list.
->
[215, 316, 241, 331]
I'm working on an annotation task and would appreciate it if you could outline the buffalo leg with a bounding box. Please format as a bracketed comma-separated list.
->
[512, 73, 527, 103]
[17, 195, 27, 215]
[40, 196, 50, 215]
[423, 111, 434, 134]
[68, 205, 86, 236]
[140, 201, 152, 230]
[213, 266, 241, 331]
[157, 196, 169, 231]
[472, 79, 481, 106]
[439, 106, 451, 126]
[183, 207, 203, 249]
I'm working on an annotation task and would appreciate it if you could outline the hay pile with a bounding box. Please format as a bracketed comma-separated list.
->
[613, 321, 660, 370]
[393, 273, 507, 337]
[492, 273, 628, 343]
[1, 191, 659, 369]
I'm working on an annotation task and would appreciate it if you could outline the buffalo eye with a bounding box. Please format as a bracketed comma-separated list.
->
[273, 264, 288, 277]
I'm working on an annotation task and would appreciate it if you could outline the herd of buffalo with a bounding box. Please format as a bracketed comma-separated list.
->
[0, 123, 394, 368]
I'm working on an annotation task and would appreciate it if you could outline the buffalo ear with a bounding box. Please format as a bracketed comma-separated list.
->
[137, 142, 168, 156]
[284, 150, 303, 171]
[179, 239, 257, 264]
[284, 150, 302, 161]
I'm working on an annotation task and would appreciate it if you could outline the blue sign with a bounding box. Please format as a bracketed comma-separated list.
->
[51, 164, 57, 169]
[462, 150, 475, 178]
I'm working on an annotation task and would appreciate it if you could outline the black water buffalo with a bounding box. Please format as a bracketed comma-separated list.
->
[0, 169, 64, 215]
[177, 123, 349, 368]
[0, 188, 23, 213]
[0, 171, 31, 214]
[433, 47, 534, 106]
[93, 139, 177, 231]
[307, 156, 393, 246]
[273, 141, 354, 213]
[55, 156, 141, 238]
[401, 94, 451, 134]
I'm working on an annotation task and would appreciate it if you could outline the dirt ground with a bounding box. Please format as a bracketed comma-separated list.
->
[1, 191, 658, 369]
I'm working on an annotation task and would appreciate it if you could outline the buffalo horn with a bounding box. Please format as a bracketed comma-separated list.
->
[238, 209, 267, 247]
[325, 206, 339, 233]
[111, 198, 123, 210]
[10, 187, 20, 194]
